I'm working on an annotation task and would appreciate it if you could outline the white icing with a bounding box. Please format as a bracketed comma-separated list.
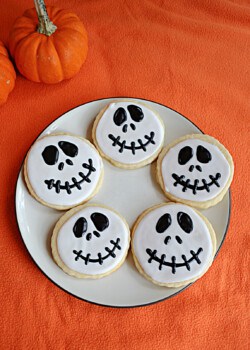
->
[161, 139, 230, 202]
[133, 204, 213, 284]
[95, 102, 164, 165]
[27, 135, 103, 207]
[57, 206, 130, 276]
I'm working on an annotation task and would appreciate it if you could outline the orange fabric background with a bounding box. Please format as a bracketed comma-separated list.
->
[0, 0, 249, 349]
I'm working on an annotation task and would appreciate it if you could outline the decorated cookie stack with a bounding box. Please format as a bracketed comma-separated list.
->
[24, 100, 234, 287]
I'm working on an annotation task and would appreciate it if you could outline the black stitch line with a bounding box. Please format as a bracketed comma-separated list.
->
[44, 159, 96, 193]
[173, 175, 184, 187]
[192, 179, 199, 194]
[105, 247, 116, 258]
[97, 253, 103, 265]
[72, 238, 121, 265]
[79, 172, 91, 183]
[201, 179, 210, 192]
[131, 142, 136, 155]
[65, 181, 71, 194]
[85, 254, 91, 265]
[159, 254, 166, 271]
[144, 132, 156, 145]
[182, 179, 190, 192]
[172, 173, 221, 193]
[108, 132, 155, 154]
[119, 141, 126, 153]
[55, 180, 61, 194]
[138, 139, 146, 151]
[147, 249, 157, 263]
[190, 248, 203, 264]
[181, 255, 190, 271]
[171, 256, 176, 274]
[145, 247, 203, 273]
[209, 174, 221, 187]
[72, 177, 81, 190]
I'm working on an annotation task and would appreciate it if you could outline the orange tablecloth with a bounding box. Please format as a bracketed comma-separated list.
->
[1, 1, 249, 349]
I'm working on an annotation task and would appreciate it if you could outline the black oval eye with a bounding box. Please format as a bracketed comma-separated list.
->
[90, 213, 109, 232]
[42, 145, 59, 165]
[196, 145, 212, 163]
[113, 108, 127, 126]
[58, 141, 78, 157]
[73, 217, 88, 238]
[177, 212, 193, 233]
[178, 146, 193, 165]
[156, 213, 172, 233]
[127, 105, 144, 122]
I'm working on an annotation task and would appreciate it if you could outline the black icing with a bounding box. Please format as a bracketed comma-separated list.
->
[108, 132, 155, 155]
[73, 238, 121, 265]
[44, 159, 96, 194]
[90, 213, 109, 232]
[177, 212, 193, 233]
[164, 236, 171, 245]
[42, 145, 59, 165]
[113, 108, 127, 126]
[196, 145, 212, 164]
[58, 141, 78, 157]
[146, 247, 203, 274]
[178, 146, 193, 165]
[127, 105, 144, 122]
[156, 213, 172, 233]
[172, 173, 221, 194]
[73, 217, 88, 238]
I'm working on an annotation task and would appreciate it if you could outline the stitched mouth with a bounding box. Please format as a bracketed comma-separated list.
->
[44, 159, 96, 194]
[108, 132, 155, 154]
[146, 247, 203, 274]
[72, 238, 121, 265]
[172, 173, 221, 195]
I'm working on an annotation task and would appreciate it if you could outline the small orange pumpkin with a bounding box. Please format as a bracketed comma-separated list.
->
[9, 0, 88, 84]
[0, 40, 16, 105]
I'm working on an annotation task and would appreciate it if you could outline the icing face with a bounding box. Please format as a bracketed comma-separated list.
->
[95, 102, 164, 165]
[161, 138, 231, 202]
[26, 135, 103, 207]
[132, 204, 214, 284]
[56, 206, 130, 276]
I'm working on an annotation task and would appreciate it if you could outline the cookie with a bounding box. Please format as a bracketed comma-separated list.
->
[51, 204, 130, 279]
[156, 134, 234, 209]
[132, 203, 216, 287]
[24, 133, 103, 210]
[92, 100, 165, 169]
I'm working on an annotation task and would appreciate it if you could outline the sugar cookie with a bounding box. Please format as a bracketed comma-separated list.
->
[132, 203, 216, 287]
[24, 133, 103, 210]
[157, 134, 234, 209]
[51, 204, 130, 278]
[92, 100, 165, 169]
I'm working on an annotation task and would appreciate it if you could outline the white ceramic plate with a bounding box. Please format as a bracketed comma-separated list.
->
[15, 97, 231, 308]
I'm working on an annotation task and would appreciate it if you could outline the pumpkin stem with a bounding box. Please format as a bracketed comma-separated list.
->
[34, 0, 57, 36]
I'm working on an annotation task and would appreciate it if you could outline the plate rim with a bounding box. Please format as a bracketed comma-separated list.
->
[14, 96, 231, 308]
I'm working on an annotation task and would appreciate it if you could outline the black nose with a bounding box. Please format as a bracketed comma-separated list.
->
[58, 162, 64, 171]
[188, 165, 202, 172]
[130, 123, 136, 131]
[122, 124, 128, 133]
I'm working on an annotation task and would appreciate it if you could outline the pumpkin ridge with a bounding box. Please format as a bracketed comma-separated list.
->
[15, 34, 42, 82]
[0, 57, 16, 79]
[49, 36, 64, 81]
[0, 41, 16, 105]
